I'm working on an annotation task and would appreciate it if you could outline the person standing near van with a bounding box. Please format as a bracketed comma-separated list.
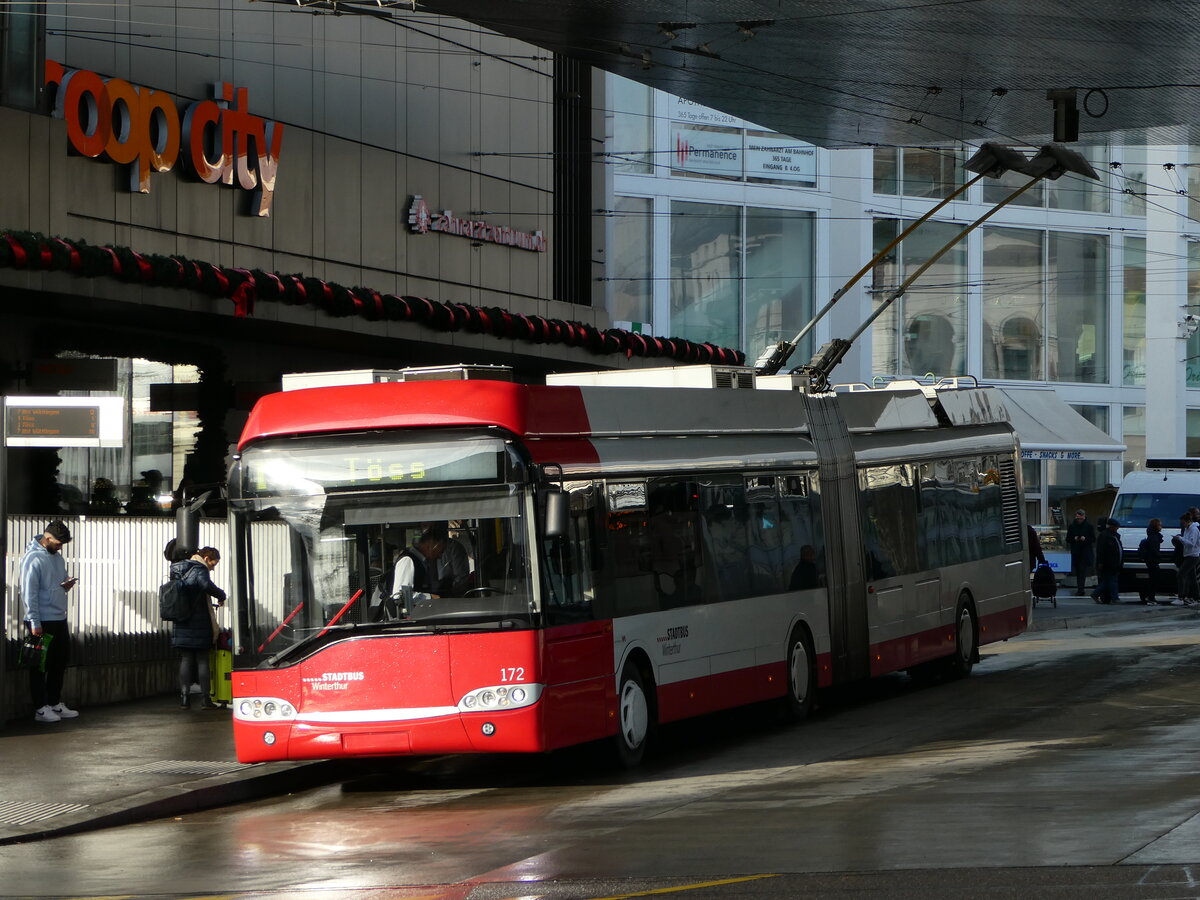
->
[1092, 517, 1123, 604]
[1066, 509, 1096, 597]
[1178, 512, 1200, 606]
[1138, 518, 1164, 605]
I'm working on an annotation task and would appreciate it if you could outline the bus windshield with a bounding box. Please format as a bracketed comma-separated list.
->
[228, 432, 536, 667]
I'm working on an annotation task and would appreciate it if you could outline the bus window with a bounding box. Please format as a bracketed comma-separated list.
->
[699, 478, 749, 601]
[780, 474, 824, 591]
[542, 481, 599, 623]
[646, 480, 706, 608]
[859, 465, 920, 579]
[745, 475, 784, 595]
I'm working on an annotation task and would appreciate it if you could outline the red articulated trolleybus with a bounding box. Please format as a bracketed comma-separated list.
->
[226, 364, 1031, 765]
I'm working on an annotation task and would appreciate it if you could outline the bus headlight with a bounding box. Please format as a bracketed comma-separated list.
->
[457, 683, 543, 712]
[235, 697, 298, 722]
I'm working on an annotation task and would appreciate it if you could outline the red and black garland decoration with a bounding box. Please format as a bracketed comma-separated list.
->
[0, 230, 746, 367]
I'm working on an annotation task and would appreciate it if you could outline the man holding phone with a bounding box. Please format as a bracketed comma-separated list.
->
[20, 520, 79, 723]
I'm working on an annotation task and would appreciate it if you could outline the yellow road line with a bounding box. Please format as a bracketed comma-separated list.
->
[587, 874, 779, 900]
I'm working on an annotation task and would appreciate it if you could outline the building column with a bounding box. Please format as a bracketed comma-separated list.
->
[1144, 140, 1189, 458]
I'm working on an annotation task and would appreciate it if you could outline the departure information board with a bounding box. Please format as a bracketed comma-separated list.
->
[3, 396, 124, 447]
[7, 404, 99, 440]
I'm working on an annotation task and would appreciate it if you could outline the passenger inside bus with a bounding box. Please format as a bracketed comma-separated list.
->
[420, 521, 474, 595]
[789, 544, 820, 590]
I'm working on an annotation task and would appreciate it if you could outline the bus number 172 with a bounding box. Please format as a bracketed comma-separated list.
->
[501, 667, 525, 682]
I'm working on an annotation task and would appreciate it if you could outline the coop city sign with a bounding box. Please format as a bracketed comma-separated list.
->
[43, 60, 284, 216]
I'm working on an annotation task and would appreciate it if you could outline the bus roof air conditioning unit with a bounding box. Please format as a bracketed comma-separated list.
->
[281, 366, 512, 391]
[398, 365, 513, 382]
[281, 369, 409, 391]
[546, 365, 755, 390]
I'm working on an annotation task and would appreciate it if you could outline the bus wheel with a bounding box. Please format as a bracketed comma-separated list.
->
[614, 660, 651, 768]
[946, 599, 977, 679]
[784, 627, 816, 722]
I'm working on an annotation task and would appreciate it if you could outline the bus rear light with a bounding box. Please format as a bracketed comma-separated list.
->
[236, 697, 298, 722]
[458, 683, 543, 712]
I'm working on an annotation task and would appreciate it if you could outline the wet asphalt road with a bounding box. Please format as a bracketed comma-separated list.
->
[7, 617, 1200, 899]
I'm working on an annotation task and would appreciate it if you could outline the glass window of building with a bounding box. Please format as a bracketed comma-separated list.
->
[1123, 237, 1146, 386]
[982, 227, 1044, 380]
[872, 148, 962, 198]
[1190, 410, 1200, 457]
[982, 227, 1107, 383]
[610, 75, 654, 174]
[744, 207, 815, 363]
[871, 218, 966, 378]
[608, 196, 654, 328]
[1116, 145, 1146, 217]
[56, 358, 201, 515]
[668, 203, 814, 357]
[1050, 406, 1110, 502]
[1047, 146, 1109, 213]
[1122, 406, 1145, 475]
[1187, 241, 1200, 387]
[983, 159, 1045, 208]
[0, 5, 41, 109]
[671, 201, 742, 350]
[1048, 232, 1107, 383]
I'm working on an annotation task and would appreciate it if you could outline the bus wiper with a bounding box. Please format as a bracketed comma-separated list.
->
[266, 622, 361, 667]
[258, 600, 305, 653]
[265, 615, 431, 666]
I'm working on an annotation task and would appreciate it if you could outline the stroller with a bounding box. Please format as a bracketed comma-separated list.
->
[1031, 563, 1058, 607]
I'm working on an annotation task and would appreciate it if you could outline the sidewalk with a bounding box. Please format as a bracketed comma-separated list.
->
[0, 695, 351, 846]
[2, 593, 1197, 846]
[1026, 589, 1200, 633]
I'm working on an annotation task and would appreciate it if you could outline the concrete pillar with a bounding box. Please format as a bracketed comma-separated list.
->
[1144, 141, 1189, 458]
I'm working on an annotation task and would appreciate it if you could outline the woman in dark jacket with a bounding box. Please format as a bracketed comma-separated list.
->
[168, 546, 226, 709]
[1139, 518, 1164, 605]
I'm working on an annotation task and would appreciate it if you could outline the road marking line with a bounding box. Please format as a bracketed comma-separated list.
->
[586, 874, 779, 899]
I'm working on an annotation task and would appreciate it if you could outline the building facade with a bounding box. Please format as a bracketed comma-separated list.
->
[605, 74, 1200, 524]
[0, 4, 749, 520]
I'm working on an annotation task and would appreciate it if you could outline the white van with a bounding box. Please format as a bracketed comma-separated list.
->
[1109, 459, 1200, 595]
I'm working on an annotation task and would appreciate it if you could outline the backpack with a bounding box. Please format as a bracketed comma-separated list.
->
[159, 578, 196, 622]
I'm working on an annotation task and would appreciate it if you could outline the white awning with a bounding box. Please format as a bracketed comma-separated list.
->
[995, 388, 1126, 462]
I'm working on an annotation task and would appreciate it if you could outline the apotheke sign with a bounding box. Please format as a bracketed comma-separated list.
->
[407, 196, 547, 253]
[44, 60, 284, 216]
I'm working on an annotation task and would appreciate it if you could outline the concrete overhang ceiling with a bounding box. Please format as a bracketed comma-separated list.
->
[285, 0, 1200, 148]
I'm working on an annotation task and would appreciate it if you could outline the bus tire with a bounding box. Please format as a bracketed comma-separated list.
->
[783, 625, 816, 722]
[614, 658, 652, 768]
[945, 597, 977, 679]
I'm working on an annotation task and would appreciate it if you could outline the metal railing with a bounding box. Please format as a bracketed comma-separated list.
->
[4, 515, 232, 666]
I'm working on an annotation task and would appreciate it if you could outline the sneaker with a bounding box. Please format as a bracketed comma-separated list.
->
[34, 705, 60, 724]
[50, 703, 79, 719]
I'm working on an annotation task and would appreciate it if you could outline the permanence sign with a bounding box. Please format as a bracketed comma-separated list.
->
[44, 61, 284, 217]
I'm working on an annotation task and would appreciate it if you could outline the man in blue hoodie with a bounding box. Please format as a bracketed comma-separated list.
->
[20, 520, 79, 723]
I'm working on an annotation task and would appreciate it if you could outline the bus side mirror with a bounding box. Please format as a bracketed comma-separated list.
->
[543, 488, 568, 539]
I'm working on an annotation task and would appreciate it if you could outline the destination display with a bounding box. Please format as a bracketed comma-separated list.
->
[243, 439, 505, 494]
